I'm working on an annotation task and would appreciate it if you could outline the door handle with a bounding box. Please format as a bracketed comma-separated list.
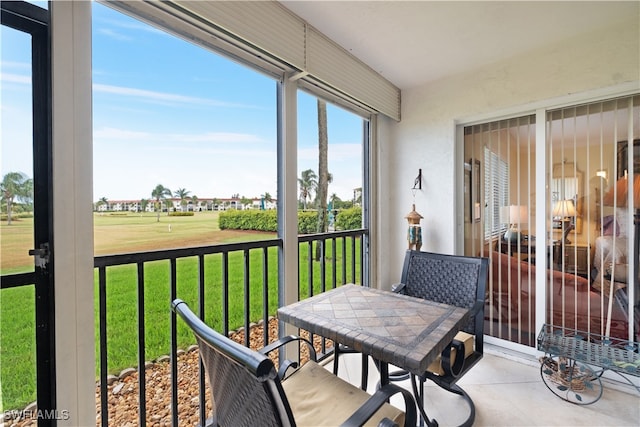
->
[29, 243, 50, 268]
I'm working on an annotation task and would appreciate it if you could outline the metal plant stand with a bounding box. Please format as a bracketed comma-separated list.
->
[537, 324, 640, 405]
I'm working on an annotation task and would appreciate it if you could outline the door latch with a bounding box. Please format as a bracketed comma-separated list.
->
[29, 243, 50, 268]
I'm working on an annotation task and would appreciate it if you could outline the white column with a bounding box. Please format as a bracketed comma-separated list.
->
[534, 108, 547, 342]
[51, 1, 95, 425]
[278, 74, 299, 335]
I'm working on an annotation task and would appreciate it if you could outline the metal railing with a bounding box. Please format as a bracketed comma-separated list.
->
[0, 230, 366, 425]
[93, 229, 365, 426]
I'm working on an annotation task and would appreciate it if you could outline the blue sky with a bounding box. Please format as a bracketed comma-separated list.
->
[1, 1, 363, 203]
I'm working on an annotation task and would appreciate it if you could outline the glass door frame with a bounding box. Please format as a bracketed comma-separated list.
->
[1, 1, 56, 419]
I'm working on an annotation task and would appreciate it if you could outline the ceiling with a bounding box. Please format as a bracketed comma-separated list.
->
[279, 1, 637, 90]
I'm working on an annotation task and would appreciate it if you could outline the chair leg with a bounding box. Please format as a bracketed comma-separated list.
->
[413, 374, 476, 427]
[411, 374, 439, 427]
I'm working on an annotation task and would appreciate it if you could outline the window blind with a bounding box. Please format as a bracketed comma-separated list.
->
[106, 0, 401, 120]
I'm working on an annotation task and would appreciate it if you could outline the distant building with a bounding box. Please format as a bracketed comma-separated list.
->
[94, 197, 277, 212]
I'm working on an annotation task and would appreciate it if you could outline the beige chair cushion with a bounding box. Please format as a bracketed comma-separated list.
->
[427, 331, 474, 376]
[282, 360, 405, 427]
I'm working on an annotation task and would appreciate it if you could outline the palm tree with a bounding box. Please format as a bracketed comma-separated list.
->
[151, 184, 172, 222]
[315, 99, 329, 260]
[173, 188, 191, 212]
[1, 172, 31, 225]
[190, 195, 198, 211]
[298, 169, 317, 210]
[96, 196, 108, 211]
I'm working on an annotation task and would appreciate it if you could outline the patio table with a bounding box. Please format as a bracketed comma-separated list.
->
[277, 283, 471, 385]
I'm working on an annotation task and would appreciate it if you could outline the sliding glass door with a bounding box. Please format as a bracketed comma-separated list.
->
[464, 94, 639, 348]
[548, 96, 639, 344]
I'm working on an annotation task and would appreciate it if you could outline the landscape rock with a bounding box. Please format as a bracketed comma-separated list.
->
[9, 318, 332, 427]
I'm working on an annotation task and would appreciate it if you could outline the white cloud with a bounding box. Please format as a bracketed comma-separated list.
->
[94, 127, 152, 140]
[93, 83, 256, 109]
[96, 28, 132, 42]
[170, 132, 263, 144]
[1, 73, 31, 84]
[93, 127, 264, 145]
[100, 18, 167, 36]
[2, 61, 31, 70]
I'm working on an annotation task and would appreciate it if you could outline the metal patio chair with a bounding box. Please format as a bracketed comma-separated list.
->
[391, 250, 488, 427]
[172, 299, 417, 427]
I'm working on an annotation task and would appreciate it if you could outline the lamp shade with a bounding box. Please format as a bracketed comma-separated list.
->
[500, 205, 528, 225]
[552, 199, 576, 217]
[603, 174, 640, 208]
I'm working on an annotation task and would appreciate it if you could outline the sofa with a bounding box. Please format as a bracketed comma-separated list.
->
[485, 251, 629, 345]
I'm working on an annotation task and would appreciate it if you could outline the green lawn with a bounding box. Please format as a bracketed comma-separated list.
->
[0, 211, 361, 411]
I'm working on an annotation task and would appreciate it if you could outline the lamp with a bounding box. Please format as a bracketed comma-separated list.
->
[500, 205, 528, 242]
[552, 199, 577, 244]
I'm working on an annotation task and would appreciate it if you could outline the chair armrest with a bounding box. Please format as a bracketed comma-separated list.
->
[259, 334, 317, 360]
[259, 335, 317, 378]
[440, 339, 466, 378]
[340, 383, 417, 427]
[391, 282, 406, 294]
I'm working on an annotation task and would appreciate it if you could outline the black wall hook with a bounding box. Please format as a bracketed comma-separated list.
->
[413, 169, 422, 190]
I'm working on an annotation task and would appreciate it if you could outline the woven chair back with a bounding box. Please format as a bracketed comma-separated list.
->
[173, 299, 294, 427]
[401, 250, 486, 335]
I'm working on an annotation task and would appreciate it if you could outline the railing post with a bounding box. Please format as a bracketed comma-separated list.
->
[98, 267, 108, 426]
[169, 259, 178, 427]
[136, 263, 146, 426]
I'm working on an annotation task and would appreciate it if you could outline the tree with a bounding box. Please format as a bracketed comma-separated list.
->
[190, 195, 198, 211]
[1, 172, 31, 225]
[315, 99, 329, 260]
[298, 169, 317, 210]
[173, 188, 191, 211]
[140, 198, 149, 212]
[96, 196, 108, 211]
[151, 184, 172, 222]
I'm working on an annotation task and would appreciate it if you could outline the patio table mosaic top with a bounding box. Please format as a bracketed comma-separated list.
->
[278, 283, 470, 376]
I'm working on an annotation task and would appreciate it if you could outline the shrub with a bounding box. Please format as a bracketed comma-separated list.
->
[297, 211, 318, 234]
[336, 207, 362, 230]
[0, 212, 33, 221]
[218, 210, 320, 234]
[168, 211, 194, 217]
[219, 210, 277, 232]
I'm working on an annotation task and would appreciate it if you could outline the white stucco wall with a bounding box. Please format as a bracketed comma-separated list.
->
[376, 13, 640, 288]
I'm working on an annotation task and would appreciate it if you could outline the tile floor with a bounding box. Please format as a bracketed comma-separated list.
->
[330, 344, 640, 426]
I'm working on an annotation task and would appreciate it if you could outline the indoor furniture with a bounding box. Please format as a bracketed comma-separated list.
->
[172, 298, 417, 427]
[552, 242, 591, 277]
[592, 234, 640, 341]
[488, 251, 630, 345]
[497, 238, 535, 258]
